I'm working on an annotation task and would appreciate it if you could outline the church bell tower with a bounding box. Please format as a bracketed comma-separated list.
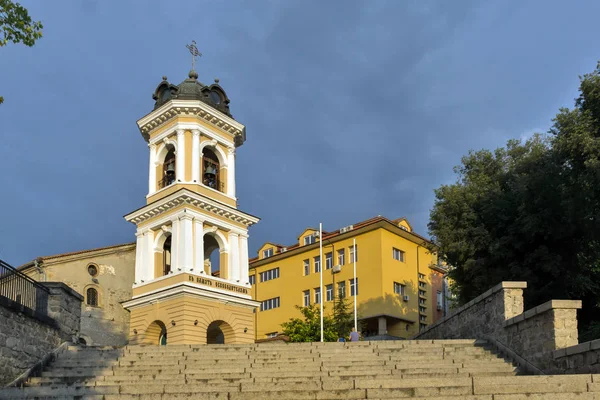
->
[123, 47, 260, 345]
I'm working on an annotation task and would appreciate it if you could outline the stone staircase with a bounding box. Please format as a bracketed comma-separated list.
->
[1, 339, 597, 399]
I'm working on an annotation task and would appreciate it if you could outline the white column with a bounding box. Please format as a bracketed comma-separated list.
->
[239, 234, 249, 284]
[191, 130, 200, 183]
[134, 231, 144, 284]
[176, 129, 185, 182]
[193, 218, 204, 274]
[227, 147, 236, 197]
[179, 214, 194, 271]
[171, 218, 180, 271]
[148, 144, 156, 194]
[228, 232, 240, 282]
[143, 230, 155, 282]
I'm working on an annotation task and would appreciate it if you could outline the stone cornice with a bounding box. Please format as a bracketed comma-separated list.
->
[124, 188, 260, 227]
[136, 100, 245, 142]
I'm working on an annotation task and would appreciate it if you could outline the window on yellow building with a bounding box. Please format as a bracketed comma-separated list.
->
[314, 287, 321, 304]
[418, 289, 426, 297]
[392, 248, 405, 262]
[418, 281, 426, 288]
[260, 297, 280, 311]
[314, 256, 321, 273]
[419, 315, 426, 322]
[303, 259, 310, 276]
[260, 267, 279, 282]
[337, 249, 345, 265]
[338, 281, 346, 298]
[419, 298, 426, 305]
[263, 248, 274, 258]
[419, 306, 427, 313]
[304, 235, 316, 245]
[303, 290, 310, 307]
[249, 275, 256, 285]
[350, 278, 359, 296]
[326, 284, 333, 301]
[418, 273, 425, 280]
[349, 245, 358, 262]
[325, 252, 333, 269]
[393, 282, 405, 296]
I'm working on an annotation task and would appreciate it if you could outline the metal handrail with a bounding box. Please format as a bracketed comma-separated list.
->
[0, 259, 49, 315]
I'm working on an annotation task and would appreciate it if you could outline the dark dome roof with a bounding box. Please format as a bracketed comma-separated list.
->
[152, 71, 233, 118]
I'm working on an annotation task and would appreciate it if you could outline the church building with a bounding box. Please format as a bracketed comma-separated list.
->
[18, 56, 448, 346]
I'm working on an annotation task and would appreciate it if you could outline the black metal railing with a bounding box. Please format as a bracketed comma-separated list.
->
[0, 259, 49, 316]
[158, 175, 176, 189]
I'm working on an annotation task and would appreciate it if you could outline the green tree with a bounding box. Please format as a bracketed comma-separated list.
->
[0, 0, 43, 104]
[332, 295, 355, 339]
[281, 303, 337, 342]
[429, 62, 600, 339]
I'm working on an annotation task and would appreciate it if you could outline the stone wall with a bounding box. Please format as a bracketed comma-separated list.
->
[415, 281, 582, 373]
[0, 282, 82, 386]
[553, 339, 600, 374]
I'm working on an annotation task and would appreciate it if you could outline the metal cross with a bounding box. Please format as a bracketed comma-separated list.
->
[186, 40, 202, 71]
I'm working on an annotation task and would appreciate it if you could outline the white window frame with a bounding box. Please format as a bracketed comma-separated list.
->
[260, 267, 280, 282]
[350, 278, 359, 296]
[349, 245, 358, 262]
[304, 235, 316, 245]
[326, 284, 333, 301]
[325, 252, 333, 269]
[437, 291, 443, 307]
[303, 290, 310, 307]
[393, 282, 405, 296]
[392, 248, 405, 262]
[303, 259, 310, 276]
[260, 297, 280, 311]
[249, 275, 256, 285]
[338, 281, 346, 298]
[337, 249, 345, 266]
[314, 287, 321, 304]
[263, 248, 274, 258]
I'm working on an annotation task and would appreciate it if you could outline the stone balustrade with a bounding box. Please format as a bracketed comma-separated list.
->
[0, 282, 82, 386]
[415, 281, 582, 373]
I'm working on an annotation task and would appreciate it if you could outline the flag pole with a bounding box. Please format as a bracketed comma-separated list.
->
[353, 238, 357, 332]
[319, 223, 324, 342]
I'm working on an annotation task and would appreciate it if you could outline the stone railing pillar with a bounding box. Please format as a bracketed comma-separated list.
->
[44, 282, 83, 341]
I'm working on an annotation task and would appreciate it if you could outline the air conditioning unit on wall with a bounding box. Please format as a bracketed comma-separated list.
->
[403, 295, 410, 302]
[332, 265, 341, 274]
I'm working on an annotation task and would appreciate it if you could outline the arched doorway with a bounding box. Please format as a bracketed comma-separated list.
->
[145, 320, 168, 345]
[206, 320, 235, 344]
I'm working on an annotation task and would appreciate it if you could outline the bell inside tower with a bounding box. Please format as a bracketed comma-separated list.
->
[202, 148, 220, 191]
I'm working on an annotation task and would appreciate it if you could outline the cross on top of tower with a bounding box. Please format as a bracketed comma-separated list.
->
[186, 40, 202, 72]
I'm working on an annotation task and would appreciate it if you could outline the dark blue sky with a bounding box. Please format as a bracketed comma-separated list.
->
[2, 0, 600, 265]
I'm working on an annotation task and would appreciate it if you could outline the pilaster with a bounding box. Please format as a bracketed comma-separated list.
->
[193, 217, 204, 274]
[134, 231, 144, 284]
[143, 230, 155, 282]
[239, 234, 250, 284]
[148, 144, 156, 194]
[171, 217, 180, 271]
[191, 130, 200, 183]
[227, 147, 236, 197]
[179, 214, 194, 271]
[176, 129, 185, 183]
[228, 232, 240, 282]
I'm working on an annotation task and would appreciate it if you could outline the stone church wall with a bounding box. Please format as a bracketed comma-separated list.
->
[0, 283, 82, 386]
[22, 244, 136, 346]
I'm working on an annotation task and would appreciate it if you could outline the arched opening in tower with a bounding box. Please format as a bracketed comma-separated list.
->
[202, 147, 221, 192]
[203, 234, 223, 277]
[159, 145, 176, 189]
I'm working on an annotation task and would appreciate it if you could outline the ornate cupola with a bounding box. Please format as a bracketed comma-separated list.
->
[122, 41, 260, 346]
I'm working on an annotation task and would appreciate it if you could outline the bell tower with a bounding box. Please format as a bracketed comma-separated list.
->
[123, 49, 260, 345]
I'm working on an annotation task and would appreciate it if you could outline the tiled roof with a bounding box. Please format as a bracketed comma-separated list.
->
[249, 215, 431, 265]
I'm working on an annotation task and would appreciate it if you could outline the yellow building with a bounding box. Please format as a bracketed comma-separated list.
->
[121, 65, 261, 345]
[249, 216, 445, 340]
